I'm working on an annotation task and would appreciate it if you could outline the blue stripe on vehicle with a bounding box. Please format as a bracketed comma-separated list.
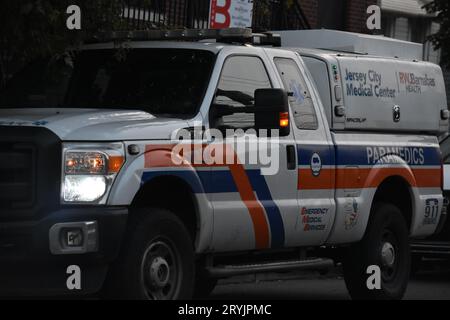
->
[203, 170, 237, 193]
[335, 145, 441, 166]
[297, 145, 441, 167]
[141, 169, 285, 248]
[246, 169, 285, 248]
[297, 145, 334, 166]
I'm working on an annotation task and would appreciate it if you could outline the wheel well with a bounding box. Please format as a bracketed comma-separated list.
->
[372, 176, 413, 230]
[130, 176, 198, 242]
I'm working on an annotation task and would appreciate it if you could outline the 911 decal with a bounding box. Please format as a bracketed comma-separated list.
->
[423, 198, 439, 225]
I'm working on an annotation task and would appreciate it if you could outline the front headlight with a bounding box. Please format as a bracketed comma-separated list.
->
[61, 143, 125, 204]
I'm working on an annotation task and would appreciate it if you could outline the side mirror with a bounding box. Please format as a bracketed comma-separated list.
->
[254, 88, 290, 136]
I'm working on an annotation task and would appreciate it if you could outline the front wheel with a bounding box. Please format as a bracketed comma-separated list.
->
[343, 202, 410, 300]
[106, 208, 195, 300]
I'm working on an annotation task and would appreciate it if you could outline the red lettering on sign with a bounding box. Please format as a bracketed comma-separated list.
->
[210, 0, 231, 29]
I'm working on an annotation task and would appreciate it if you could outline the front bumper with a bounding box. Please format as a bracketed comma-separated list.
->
[0, 207, 128, 297]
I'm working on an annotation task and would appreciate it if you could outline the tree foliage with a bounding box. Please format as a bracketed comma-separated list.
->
[0, 0, 124, 86]
[0, 0, 297, 86]
[424, 0, 450, 66]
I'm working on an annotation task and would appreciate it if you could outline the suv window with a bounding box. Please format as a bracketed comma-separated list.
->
[0, 49, 215, 119]
[66, 49, 214, 118]
[274, 57, 318, 130]
[211, 56, 271, 130]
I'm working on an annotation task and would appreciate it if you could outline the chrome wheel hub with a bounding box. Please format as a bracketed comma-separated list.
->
[149, 256, 170, 288]
[141, 239, 180, 300]
[381, 241, 396, 268]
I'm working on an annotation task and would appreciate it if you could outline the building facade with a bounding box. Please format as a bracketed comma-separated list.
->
[380, 0, 440, 63]
[122, 0, 378, 34]
[300, 0, 378, 33]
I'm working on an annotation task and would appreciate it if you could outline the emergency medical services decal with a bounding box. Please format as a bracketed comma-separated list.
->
[301, 207, 327, 232]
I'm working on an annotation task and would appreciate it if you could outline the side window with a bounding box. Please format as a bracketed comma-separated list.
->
[302, 56, 332, 126]
[274, 57, 318, 130]
[211, 56, 271, 130]
[441, 136, 450, 164]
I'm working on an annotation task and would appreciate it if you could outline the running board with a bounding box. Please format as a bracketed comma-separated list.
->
[206, 258, 334, 278]
[411, 241, 450, 257]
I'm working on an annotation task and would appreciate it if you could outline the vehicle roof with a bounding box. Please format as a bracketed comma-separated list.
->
[81, 40, 292, 56]
[285, 47, 435, 65]
[81, 40, 436, 65]
[81, 40, 230, 53]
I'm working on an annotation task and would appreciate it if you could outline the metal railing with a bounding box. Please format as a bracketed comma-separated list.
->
[121, 0, 310, 31]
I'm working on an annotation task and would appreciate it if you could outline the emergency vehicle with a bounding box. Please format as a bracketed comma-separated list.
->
[0, 28, 447, 300]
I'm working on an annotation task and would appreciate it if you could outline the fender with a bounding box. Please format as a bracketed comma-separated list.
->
[363, 161, 417, 189]
[107, 143, 214, 252]
[326, 154, 418, 244]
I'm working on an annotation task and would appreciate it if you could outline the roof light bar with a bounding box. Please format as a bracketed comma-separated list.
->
[253, 32, 281, 47]
[87, 28, 281, 47]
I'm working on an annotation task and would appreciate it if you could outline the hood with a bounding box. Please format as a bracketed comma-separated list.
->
[0, 108, 190, 141]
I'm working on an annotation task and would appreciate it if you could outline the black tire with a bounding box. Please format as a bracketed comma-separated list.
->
[343, 202, 410, 300]
[105, 208, 195, 300]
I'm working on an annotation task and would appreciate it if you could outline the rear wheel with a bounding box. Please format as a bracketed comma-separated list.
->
[106, 208, 195, 300]
[343, 202, 410, 300]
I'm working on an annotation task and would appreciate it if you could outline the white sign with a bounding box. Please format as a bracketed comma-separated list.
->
[209, 0, 254, 29]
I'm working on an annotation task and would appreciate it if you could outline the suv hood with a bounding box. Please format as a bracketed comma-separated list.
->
[0, 108, 189, 141]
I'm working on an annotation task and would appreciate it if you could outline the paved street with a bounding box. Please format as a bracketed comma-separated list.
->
[210, 263, 450, 300]
[3, 261, 449, 300]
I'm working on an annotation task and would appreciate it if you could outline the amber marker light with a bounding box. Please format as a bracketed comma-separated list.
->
[108, 156, 125, 173]
[280, 112, 289, 128]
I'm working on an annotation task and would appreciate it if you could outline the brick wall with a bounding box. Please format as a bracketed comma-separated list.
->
[298, 0, 318, 28]
[345, 0, 378, 33]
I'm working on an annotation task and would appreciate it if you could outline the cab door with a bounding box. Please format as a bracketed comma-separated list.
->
[206, 48, 300, 252]
[266, 49, 336, 246]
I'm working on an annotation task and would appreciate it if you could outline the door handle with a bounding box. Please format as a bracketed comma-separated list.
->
[286, 145, 296, 170]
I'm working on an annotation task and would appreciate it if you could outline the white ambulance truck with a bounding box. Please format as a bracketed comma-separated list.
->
[0, 28, 447, 300]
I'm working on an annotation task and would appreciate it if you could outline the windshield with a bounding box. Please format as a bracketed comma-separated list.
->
[0, 48, 215, 118]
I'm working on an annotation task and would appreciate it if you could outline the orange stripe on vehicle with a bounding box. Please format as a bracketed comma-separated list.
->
[144, 144, 179, 168]
[299, 167, 441, 190]
[144, 144, 234, 168]
[228, 159, 270, 249]
[298, 168, 335, 190]
[144, 143, 271, 249]
[213, 144, 270, 248]
[411, 168, 442, 188]
[334, 167, 441, 189]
